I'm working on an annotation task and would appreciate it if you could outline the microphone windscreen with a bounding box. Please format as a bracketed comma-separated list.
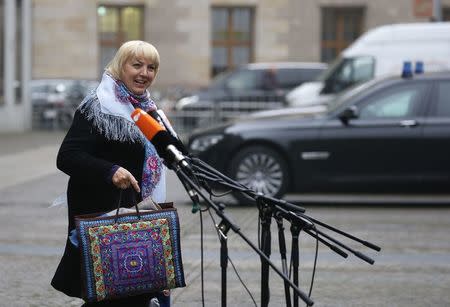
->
[156, 110, 178, 138]
[152, 131, 176, 160]
[131, 108, 165, 140]
[149, 109, 188, 155]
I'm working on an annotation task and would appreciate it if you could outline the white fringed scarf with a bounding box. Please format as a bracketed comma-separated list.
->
[78, 72, 166, 203]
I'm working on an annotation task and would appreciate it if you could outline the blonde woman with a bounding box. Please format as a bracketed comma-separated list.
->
[52, 41, 170, 306]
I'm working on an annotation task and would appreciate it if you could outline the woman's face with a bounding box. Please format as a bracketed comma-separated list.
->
[121, 56, 157, 95]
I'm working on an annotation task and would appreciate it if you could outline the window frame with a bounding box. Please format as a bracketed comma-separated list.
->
[321, 7, 365, 63]
[443, 7, 450, 21]
[211, 6, 255, 77]
[0, 1, 4, 106]
[97, 4, 144, 76]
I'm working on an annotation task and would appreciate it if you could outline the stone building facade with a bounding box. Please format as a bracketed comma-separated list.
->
[2, 0, 450, 131]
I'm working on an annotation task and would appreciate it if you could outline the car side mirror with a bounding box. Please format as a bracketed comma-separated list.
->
[338, 105, 359, 125]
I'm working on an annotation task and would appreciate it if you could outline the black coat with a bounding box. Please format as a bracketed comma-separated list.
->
[51, 109, 146, 298]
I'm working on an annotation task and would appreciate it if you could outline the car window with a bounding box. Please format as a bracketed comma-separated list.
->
[276, 68, 324, 89]
[226, 70, 261, 91]
[433, 81, 450, 117]
[31, 84, 48, 94]
[359, 83, 426, 119]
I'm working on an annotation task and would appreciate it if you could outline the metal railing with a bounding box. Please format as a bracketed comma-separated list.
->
[32, 103, 76, 130]
[32, 97, 285, 135]
[165, 99, 285, 137]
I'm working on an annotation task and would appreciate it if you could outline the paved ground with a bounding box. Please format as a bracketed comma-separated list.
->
[1, 131, 450, 307]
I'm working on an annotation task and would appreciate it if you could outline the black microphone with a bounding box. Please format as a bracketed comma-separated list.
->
[132, 108, 201, 213]
[148, 110, 201, 213]
[131, 108, 190, 171]
[148, 109, 188, 155]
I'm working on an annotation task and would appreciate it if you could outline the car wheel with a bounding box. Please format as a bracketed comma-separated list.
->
[229, 145, 289, 204]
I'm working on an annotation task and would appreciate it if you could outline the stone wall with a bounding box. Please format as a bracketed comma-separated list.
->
[32, 0, 98, 79]
[31, 0, 450, 87]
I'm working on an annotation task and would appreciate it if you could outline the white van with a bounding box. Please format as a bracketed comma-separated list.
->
[286, 22, 450, 107]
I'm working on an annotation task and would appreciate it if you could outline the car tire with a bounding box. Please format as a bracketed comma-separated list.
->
[229, 145, 289, 204]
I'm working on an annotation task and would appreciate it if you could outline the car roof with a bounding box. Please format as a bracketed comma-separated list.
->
[372, 71, 450, 84]
[408, 71, 450, 80]
[243, 62, 328, 70]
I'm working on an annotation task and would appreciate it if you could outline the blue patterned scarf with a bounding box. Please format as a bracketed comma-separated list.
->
[113, 79, 164, 200]
[80, 72, 165, 201]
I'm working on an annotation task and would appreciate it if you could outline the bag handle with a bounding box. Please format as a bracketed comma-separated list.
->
[114, 189, 141, 223]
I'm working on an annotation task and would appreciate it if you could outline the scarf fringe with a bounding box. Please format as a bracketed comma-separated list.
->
[79, 94, 146, 145]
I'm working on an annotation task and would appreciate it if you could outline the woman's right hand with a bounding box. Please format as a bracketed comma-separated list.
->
[112, 167, 141, 193]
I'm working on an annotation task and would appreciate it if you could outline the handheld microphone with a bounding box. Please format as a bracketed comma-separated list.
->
[156, 109, 179, 140]
[132, 108, 201, 213]
[147, 109, 188, 155]
[131, 108, 190, 171]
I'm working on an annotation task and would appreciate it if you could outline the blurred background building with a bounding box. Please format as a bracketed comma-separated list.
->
[1, 0, 450, 132]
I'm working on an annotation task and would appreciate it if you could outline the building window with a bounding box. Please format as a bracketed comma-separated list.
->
[211, 7, 254, 77]
[15, 0, 22, 104]
[443, 7, 450, 20]
[97, 5, 144, 76]
[321, 7, 365, 63]
[0, 1, 4, 106]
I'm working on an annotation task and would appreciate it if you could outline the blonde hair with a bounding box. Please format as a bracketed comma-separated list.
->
[105, 40, 160, 79]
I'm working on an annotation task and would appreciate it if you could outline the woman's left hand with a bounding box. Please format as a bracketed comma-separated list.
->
[112, 167, 141, 193]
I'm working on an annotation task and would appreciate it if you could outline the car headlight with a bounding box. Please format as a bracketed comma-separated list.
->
[190, 134, 224, 152]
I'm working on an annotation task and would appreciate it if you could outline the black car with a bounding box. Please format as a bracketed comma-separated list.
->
[187, 72, 450, 202]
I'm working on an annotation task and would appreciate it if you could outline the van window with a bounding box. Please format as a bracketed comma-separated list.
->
[321, 56, 375, 94]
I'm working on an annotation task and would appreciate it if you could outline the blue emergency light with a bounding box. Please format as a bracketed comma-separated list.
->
[415, 61, 424, 74]
[401, 61, 413, 78]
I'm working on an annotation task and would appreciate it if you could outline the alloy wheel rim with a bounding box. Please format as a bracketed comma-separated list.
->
[235, 152, 283, 196]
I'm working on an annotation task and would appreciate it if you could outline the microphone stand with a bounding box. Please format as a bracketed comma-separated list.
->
[217, 204, 231, 307]
[290, 221, 302, 307]
[188, 156, 381, 300]
[257, 197, 273, 307]
[274, 212, 292, 307]
[175, 165, 315, 306]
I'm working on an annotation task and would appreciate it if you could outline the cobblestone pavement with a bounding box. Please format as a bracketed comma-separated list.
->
[1, 132, 450, 307]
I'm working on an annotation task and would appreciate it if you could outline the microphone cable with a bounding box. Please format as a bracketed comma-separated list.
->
[199, 205, 206, 307]
[307, 224, 319, 306]
[195, 189, 258, 307]
[191, 166, 258, 305]
[287, 222, 319, 307]
[204, 200, 258, 307]
[190, 159, 317, 305]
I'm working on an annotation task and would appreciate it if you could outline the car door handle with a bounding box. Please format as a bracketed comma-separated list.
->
[400, 120, 418, 127]
[301, 151, 330, 160]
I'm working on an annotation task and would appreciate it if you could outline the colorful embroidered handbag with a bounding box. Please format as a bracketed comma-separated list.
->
[75, 196, 185, 303]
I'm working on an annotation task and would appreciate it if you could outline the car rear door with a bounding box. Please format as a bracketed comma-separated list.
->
[314, 80, 431, 191]
[420, 78, 450, 188]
